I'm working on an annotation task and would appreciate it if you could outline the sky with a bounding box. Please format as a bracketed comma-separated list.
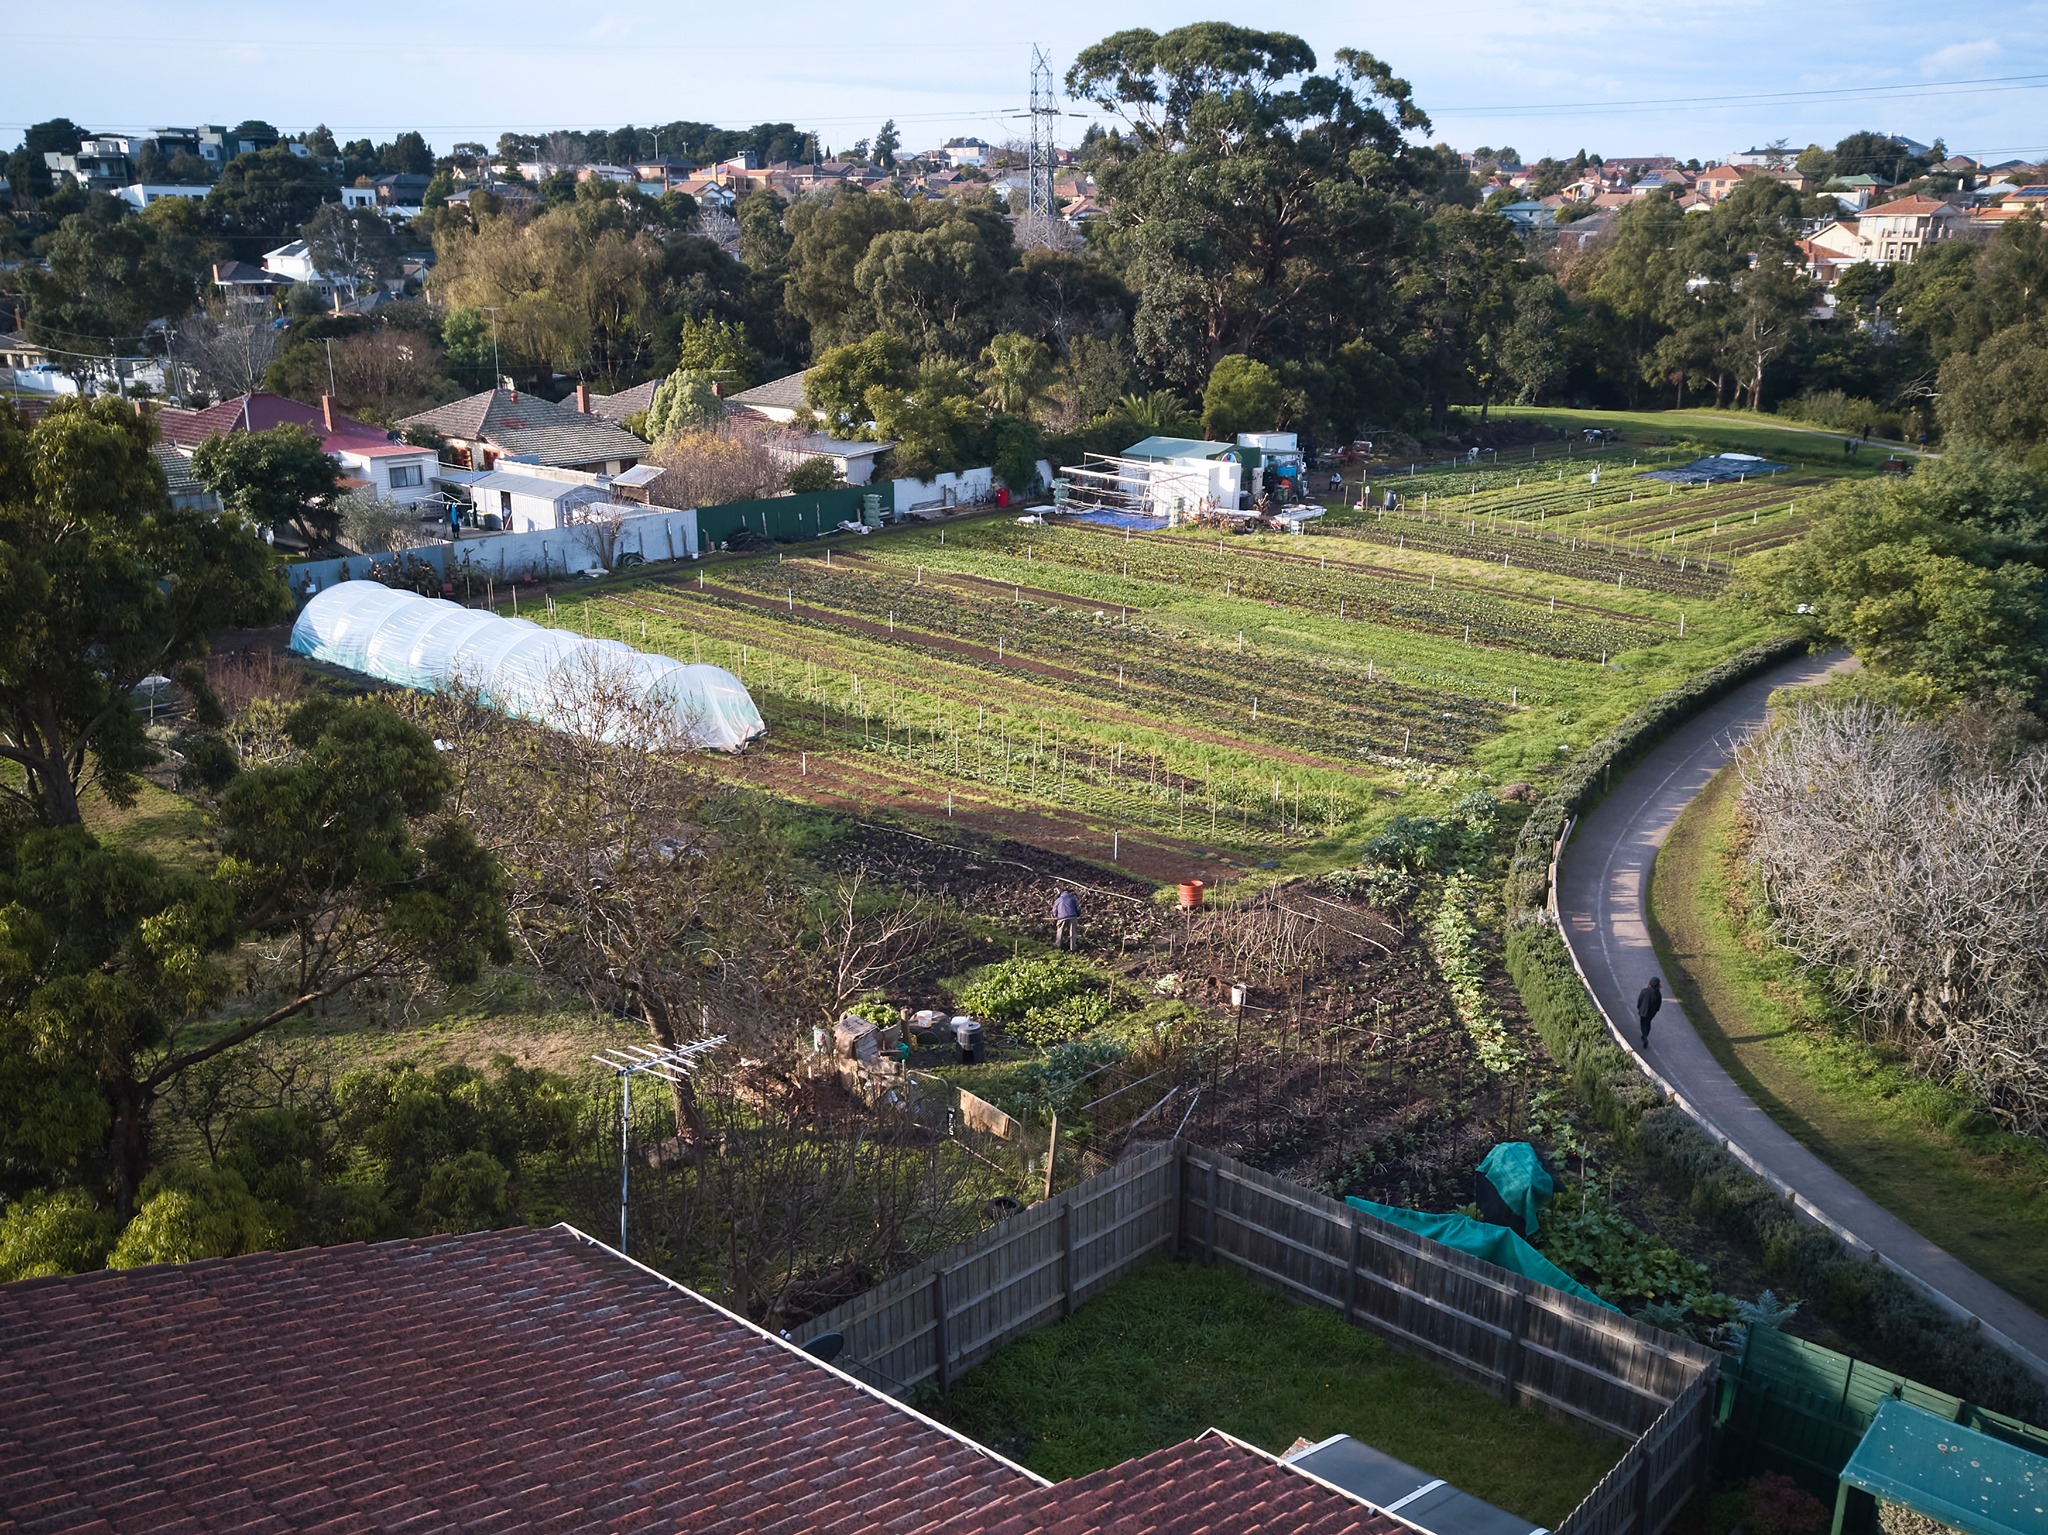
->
[11, 1, 2048, 167]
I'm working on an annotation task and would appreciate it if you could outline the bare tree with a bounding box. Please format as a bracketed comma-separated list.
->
[568, 504, 633, 570]
[645, 420, 791, 511]
[434, 657, 934, 1151]
[171, 304, 283, 401]
[1739, 703, 2048, 1134]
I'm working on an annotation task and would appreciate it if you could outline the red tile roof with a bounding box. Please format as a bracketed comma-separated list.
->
[1860, 195, 1956, 217]
[970, 1435, 1401, 1534]
[0, 1226, 1030, 1533]
[151, 391, 414, 462]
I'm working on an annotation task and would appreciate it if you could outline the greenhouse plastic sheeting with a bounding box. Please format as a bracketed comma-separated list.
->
[1838, 1399, 2048, 1535]
[1346, 1196, 1618, 1312]
[1478, 1142, 1555, 1238]
[290, 584, 765, 751]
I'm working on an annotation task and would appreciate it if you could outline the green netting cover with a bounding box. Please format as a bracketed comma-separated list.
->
[1478, 1142, 1554, 1237]
[1346, 1196, 1618, 1312]
[1840, 1398, 2048, 1535]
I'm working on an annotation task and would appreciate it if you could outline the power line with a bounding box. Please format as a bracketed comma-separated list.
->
[1427, 72, 2048, 118]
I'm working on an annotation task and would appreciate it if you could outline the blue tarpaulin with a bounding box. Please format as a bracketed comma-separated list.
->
[1346, 1196, 1619, 1312]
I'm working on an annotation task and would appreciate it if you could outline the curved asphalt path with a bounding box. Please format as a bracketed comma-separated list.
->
[1552, 648, 2048, 1380]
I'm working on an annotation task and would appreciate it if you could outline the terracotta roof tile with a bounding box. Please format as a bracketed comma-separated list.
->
[967, 1436, 1401, 1535]
[0, 1227, 1027, 1533]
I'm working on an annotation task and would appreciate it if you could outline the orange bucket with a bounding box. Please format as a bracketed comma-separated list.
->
[1178, 880, 1205, 909]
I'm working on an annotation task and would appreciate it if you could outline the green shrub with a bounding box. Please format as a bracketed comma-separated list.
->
[787, 457, 843, 493]
[1778, 391, 1902, 440]
[1321, 864, 1421, 908]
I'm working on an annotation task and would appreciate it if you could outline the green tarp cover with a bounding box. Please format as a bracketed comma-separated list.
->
[1346, 1196, 1619, 1313]
[1478, 1142, 1554, 1237]
[1840, 1399, 2047, 1535]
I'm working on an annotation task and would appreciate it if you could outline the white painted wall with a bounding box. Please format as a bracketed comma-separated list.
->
[288, 506, 701, 598]
[889, 460, 1053, 513]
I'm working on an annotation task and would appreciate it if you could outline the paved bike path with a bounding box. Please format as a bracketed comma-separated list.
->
[1552, 648, 2048, 1379]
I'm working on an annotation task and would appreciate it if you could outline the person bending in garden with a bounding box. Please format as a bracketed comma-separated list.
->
[1636, 976, 1663, 1046]
[1052, 888, 1081, 951]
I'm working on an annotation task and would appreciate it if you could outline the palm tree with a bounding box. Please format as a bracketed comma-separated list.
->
[980, 333, 1054, 418]
[1116, 390, 1200, 439]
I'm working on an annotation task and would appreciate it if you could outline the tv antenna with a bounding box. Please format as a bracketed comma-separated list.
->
[593, 1036, 726, 1253]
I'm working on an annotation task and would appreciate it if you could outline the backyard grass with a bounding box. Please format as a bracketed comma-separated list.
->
[935, 1259, 1619, 1527]
[1648, 764, 2048, 1315]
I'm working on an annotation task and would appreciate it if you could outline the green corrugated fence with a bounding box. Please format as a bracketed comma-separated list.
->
[695, 489, 869, 548]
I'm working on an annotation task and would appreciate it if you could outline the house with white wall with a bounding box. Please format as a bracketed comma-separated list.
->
[154, 392, 442, 507]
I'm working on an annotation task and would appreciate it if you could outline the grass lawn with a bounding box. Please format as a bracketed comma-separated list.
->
[1648, 763, 2048, 1315]
[81, 778, 214, 870]
[935, 1259, 1619, 1527]
[1494, 404, 1908, 469]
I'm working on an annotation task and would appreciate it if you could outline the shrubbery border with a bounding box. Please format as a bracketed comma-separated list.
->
[1499, 640, 2048, 1419]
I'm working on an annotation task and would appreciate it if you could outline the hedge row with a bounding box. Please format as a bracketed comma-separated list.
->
[1503, 635, 1812, 909]
[1499, 639, 2048, 1420]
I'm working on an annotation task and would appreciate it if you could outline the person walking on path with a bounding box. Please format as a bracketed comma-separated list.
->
[1636, 977, 1663, 1047]
[1051, 888, 1080, 951]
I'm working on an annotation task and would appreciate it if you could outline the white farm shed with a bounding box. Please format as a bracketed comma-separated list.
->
[290, 584, 765, 751]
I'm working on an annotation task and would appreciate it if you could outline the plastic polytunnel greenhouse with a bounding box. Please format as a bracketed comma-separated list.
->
[290, 584, 766, 752]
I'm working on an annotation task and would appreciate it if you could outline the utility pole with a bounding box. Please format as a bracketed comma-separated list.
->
[482, 305, 502, 388]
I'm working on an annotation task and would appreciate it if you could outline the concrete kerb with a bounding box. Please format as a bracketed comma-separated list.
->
[1546, 819, 2048, 1390]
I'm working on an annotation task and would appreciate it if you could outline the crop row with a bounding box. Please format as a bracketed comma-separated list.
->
[554, 592, 1375, 848]
[917, 524, 1651, 660]
[692, 562, 1512, 763]
[1052, 530, 1648, 623]
[1315, 509, 1728, 598]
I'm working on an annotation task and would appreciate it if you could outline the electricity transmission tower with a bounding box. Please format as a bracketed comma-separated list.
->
[1026, 45, 1059, 221]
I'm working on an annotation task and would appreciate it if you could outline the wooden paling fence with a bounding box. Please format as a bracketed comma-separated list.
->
[795, 1141, 1717, 1535]
[793, 1139, 1180, 1394]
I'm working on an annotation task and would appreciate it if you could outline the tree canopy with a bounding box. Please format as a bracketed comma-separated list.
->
[0, 399, 287, 825]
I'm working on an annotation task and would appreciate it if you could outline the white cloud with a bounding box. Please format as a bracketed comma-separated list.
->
[1922, 38, 2001, 76]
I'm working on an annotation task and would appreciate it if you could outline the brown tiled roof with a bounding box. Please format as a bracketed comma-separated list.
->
[728, 368, 813, 413]
[583, 377, 660, 421]
[0, 1226, 1031, 1533]
[401, 387, 646, 466]
[971, 1435, 1400, 1534]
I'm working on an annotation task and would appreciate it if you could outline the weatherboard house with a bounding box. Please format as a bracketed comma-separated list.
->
[0, 1225, 1424, 1533]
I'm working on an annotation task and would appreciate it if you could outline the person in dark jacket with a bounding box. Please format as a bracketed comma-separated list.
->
[1635, 977, 1663, 1046]
[1051, 888, 1080, 951]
